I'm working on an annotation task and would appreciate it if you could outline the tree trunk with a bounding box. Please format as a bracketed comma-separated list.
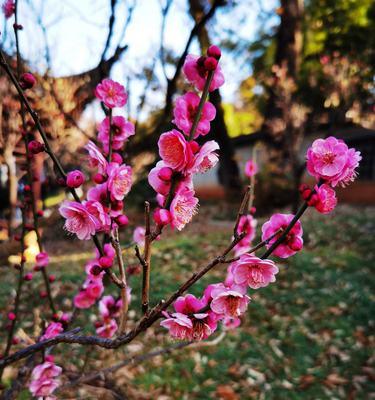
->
[261, 0, 305, 211]
[188, 0, 241, 200]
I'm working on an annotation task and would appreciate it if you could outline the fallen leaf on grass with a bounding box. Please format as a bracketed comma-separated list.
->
[215, 385, 239, 400]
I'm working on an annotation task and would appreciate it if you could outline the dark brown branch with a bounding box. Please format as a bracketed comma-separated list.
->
[141, 201, 151, 313]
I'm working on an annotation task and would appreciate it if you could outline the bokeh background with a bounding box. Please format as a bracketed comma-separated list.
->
[0, 0, 374, 399]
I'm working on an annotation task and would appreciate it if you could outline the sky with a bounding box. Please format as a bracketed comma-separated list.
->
[1, 0, 278, 122]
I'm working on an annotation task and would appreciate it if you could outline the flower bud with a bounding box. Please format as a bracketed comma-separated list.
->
[99, 256, 113, 269]
[37, 210, 44, 217]
[158, 167, 173, 182]
[48, 275, 56, 283]
[250, 207, 256, 214]
[8, 312, 16, 321]
[13, 23, 23, 30]
[40, 291, 48, 298]
[153, 208, 171, 226]
[19, 73, 36, 90]
[28, 140, 45, 154]
[14, 234, 21, 241]
[111, 200, 123, 211]
[204, 57, 218, 71]
[11, 337, 20, 345]
[66, 170, 85, 188]
[45, 355, 54, 363]
[93, 173, 106, 184]
[24, 272, 33, 281]
[90, 265, 102, 276]
[189, 141, 200, 154]
[207, 45, 221, 60]
[116, 214, 129, 227]
[111, 152, 123, 164]
[24, 185, 31, 192]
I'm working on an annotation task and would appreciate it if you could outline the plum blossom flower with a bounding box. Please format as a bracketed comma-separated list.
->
[170, 187, 198, 231]
[160, 312, 193, 340]
[222, 316, 241, 330]
[95, 78, 127, 108]
[98, 116, 135, 151]
[74, 274, 104, 309]
[245, 159, 258, 177]
[85, 141, 108, 174]
[306, 136, 361, 187]
[40, 322, 63, 341]
[183, 54, 224, 92]
[161, 294, 217, 341]
[84, 200, 111, 232]
[173, 92, 216, 138]
[209, 283, 250, 318]
[261, 213, 303, 258]
[99, 295, 122, 318]
[133, 226, 145, 247]
[231, 254, 279, 289]
[29, 360, 62, 398]
[2, 0, 15, 19]
[96, 318, 118, 338]
[59, 201, 100, 240]
[158, 129, 194, 172]
[148, 161, 173, 196]
[35, 252, 49, 267]
[191, 141, 219, 174]
[311, 184, 337, 214]
[87, 182, 108, 205]
[107, 163, 133, 201]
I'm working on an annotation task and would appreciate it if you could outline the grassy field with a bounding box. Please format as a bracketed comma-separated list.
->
[1, 205, 374, 399]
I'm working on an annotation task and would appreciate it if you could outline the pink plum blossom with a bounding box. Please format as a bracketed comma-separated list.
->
[99, 295, 122, 318]
[87, 182, 108, 205]
[231, 254, 279, 289]
[40, 322, 63, 341]
[209, 283, 250, 318]
[245, 159, 258, 177]
[95, 78, 127, 108]
[261, 213, 303, 258]
[133, 226, 145, 247]
[59, 201, 100, 240]
[170, 187, 198, 231]
[107, 163, 133, 201]
[160, 312, 193, 340]
[29, 361, 62, 398]
[35, 252, 49, 267]
[173, 92, 216, 138]
[148, 161, 173, 196]
[306, 136, 361, 187]
[191, 141, 219, 174]
[85, 141, 108, 174]
[222, 316, 241, 330]
[84, 200, 111, 232]
[2, 0, 15, 19]
[311, 184, 337, 214]
[98, 115, 135, 151]
[183, 54, 224, 92]
[158, 129, 194, 172]
[96, 318, 118, 338]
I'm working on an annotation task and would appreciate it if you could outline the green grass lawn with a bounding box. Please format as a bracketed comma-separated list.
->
[1, 205, 374, 399]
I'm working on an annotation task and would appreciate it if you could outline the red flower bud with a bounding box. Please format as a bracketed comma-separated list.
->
[19, 73, 36, 90]
[11, 337, 20, 345]
[158, 167, 173, 182]
[37, 210, 44, 217]
[189, 141, 200, 154]
[207, 45, 221, 60]
[45, 355, 54, 362]
[48, 274, 56, 283]
[153, 208, 171, 226]
[111, 200, 123, 211]
[24, 273, 33, 281]
[93, 173, 106, 184]
[24, 185, 31, 192]
[99, 256, 113, 269]
[40, 291, 48, 298]
[116, 214, 129, 227]
[66, 170, 85, 188]
[250, 207, 256, 215]
[111, 152, 123, 164]
[28, 140, 45, 154]
[8, 312, 16, 321]
[14, 234, 21, 241]
[90, 265, 102, 276]
[204, 57, 218, 71]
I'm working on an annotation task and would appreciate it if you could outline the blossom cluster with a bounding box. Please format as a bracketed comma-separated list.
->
[160, 135, 361, 340]
[147, 45, 224, 232]
[29, 356, 62, 399]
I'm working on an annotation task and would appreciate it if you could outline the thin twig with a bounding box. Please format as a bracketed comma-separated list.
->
[142, 201, 151, 313]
